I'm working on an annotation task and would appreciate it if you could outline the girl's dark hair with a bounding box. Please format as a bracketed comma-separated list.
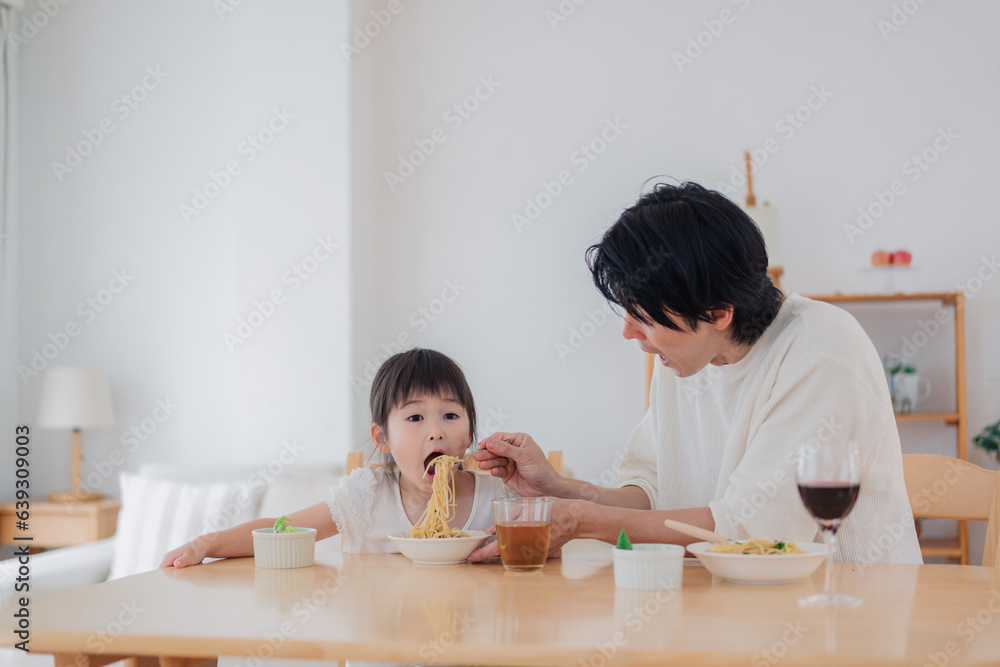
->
[585, 181, 782, 345]
[369, 348, 477, 472]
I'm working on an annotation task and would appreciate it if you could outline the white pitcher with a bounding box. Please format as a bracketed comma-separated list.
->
[892, 372, 931, 414]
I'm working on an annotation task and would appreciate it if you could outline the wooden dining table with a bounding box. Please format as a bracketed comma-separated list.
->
[4, 539, 1000, 666]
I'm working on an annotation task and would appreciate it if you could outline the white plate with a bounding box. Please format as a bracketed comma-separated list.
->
[388, 530, 489, 565]
[686, 541, 826, 585]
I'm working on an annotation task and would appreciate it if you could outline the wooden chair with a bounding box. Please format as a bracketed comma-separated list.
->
[345, 449, 564, 476]
[902, 454, 1000, 567]
[345, 450, 365, 474]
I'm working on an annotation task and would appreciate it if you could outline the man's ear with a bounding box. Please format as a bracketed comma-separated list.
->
[708, 306, 735, 331]
[370, 424, 390, 453]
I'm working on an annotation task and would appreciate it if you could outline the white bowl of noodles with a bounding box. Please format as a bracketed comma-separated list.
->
[389, 530, 490, 565]
[686, 540, 826, 585]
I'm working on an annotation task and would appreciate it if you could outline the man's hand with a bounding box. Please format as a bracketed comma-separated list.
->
[474, 432, 564, 498]
[467, 498, 582, 563]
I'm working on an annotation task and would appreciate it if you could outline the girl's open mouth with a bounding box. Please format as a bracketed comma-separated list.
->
[423, 451, 446, 476]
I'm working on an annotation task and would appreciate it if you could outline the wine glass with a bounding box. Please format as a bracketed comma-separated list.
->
[796, 441, 862, 608]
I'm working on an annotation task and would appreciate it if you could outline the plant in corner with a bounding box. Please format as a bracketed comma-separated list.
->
[973, 419, 1000, 462]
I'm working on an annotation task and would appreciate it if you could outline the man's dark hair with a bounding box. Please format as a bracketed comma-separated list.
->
[586, 181, 783, 345]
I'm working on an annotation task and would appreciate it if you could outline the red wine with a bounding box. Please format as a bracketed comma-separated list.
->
[798, 483, 860, 521]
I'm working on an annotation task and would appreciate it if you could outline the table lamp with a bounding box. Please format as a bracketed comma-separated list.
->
[36, 366, 115, 502]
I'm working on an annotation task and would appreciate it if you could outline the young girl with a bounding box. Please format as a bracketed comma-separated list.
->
[160, 348, 515, 567]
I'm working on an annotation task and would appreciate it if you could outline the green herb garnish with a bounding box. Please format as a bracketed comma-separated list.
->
[774, 541, 786, 551]
[273, 516, 300, 533]
[616, 529, 632, 550]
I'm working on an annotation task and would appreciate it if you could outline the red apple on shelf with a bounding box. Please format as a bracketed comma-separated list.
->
[871, 250, 891, 266]
[890, 250, 912, 266]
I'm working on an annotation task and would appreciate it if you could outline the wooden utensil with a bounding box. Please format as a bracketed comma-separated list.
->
[663, 519, 729, 544]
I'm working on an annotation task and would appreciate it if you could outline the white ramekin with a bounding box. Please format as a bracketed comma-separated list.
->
[252, 527, 317, 569]
[613, 544, 685, 590]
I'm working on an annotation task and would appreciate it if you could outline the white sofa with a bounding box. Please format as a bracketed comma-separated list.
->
[0, 462, 345, 609]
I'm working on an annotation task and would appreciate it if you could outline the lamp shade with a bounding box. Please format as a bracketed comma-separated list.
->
[37, 367, 115, 429]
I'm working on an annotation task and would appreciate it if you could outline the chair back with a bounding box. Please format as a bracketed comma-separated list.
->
[902, 453, 1000, 567]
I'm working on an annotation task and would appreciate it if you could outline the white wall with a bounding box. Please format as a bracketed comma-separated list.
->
[3, 0, 997, 564]
[4, 0, 351, 500]
[349, 1, 1000, 560]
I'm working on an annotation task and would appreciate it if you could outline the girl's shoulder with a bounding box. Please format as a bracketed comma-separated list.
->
[329, 465, 397, 505]
[326, 465, 400, 541]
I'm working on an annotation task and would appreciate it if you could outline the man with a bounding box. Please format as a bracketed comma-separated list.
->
[469, 181, 921, 564]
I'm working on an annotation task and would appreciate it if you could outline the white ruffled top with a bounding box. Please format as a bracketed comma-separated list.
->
[325, 465, 518, 553]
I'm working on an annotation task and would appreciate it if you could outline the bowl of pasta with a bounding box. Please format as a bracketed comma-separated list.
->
[686, 539, 826, 585]
[389, 530, 490, 565]
[389, 454, 489, 565]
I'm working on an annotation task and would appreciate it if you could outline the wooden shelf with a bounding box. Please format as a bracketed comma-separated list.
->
[896, 412, 961, 426]
[919, 537, 963, 558]
[805, 290, 968, 564]
[807, 292, 959, 305]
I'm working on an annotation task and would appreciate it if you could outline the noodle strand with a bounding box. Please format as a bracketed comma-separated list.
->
[407, 455, 470, 539]
[708, 538, 806, 555]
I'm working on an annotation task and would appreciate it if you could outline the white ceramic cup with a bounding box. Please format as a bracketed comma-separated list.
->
[252, 528, 317, 569]
[613, 544, 685, 590]
[892, 372, 931, 414]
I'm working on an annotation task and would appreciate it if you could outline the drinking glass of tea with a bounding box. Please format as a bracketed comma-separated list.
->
[796, 441, 862, 608]
[492, 498, 554, 572]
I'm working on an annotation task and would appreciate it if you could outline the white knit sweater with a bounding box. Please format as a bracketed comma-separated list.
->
[617, 293, 923, 563]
